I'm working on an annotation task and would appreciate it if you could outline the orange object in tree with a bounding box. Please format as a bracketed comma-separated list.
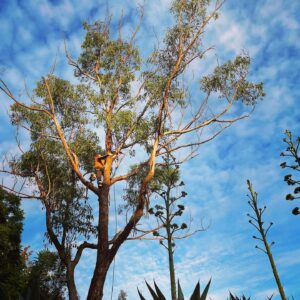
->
[94, 154, 109, 184]
[94, 154, 107, 170]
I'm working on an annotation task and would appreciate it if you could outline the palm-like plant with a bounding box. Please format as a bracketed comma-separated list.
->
[137, 279, 211, 300]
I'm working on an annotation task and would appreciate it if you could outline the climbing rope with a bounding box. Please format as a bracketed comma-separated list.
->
[110, 184, 117, 300]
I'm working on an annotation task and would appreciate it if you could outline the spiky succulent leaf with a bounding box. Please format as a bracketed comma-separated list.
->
[228, 293, 250, 300]
[139, 279, 211, 300]
[200, 278, 211, 300]
[190, 282, 200, 300]
[229, 292, 236, 300]
[154, 281, 167, 300]
[178, 280, 184, 300]
[146, 281, 160, 300]
[137, 288, 146, 300]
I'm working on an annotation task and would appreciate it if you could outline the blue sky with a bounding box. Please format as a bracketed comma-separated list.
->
[0, 0, 300, 299]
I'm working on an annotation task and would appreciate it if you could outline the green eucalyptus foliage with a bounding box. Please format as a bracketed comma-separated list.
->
[78, 21, 140, 86]
[11, 138, 96, 247]
[75, 20, 155, 149]
[10, 75, 99, 248]
[0, 188, 26, 299]
[137, 279, 211, 300]
[122, 157, 181, 209]
[121, 164, 166, 210]
[201, 54, 265, 105]
[155, 0, 215, 75]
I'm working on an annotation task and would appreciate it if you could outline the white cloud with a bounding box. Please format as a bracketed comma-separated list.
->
[1, 0, 300, 298]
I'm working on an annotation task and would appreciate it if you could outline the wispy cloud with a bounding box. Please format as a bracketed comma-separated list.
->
[0, 0, 299, 299]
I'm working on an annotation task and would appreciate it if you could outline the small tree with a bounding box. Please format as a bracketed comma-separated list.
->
[0, 188, 26, 299]
[0, 1, 264, 299]
[118, 289, 127, 300]
[246, 180, 286, 300]
[280, 130, 300, 215]
[23, 250, 67, 300]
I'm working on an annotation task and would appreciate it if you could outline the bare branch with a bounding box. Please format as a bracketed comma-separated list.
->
[110, 160, 148, 184]
[73, 241, 98, 266]
[0, 184, 39, 199]
[0, 79, 52, 116]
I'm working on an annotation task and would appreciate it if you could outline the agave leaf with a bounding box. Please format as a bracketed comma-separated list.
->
[200, 279, 211, 300]
[154, 281, 167, 300]
[190, 282, 200, 300]
[178, 280, 184, 300]
[146, 281, 159, 300]
[228, 293, 250, 300]
[137, 288, 146, 300]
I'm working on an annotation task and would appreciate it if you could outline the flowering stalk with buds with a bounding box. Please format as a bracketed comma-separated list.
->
[246, 180, 286, 300]
[280, 130, 300, 215]
[147, 154, 206, 300]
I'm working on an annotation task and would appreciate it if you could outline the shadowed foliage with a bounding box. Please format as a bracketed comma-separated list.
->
[0, 188, 26, 299]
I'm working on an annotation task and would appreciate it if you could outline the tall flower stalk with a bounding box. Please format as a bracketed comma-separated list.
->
[246, 180, 286, 300]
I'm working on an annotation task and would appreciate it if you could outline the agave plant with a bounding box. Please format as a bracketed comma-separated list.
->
[228, 292, 250, 300]
[137, 279, 211, 300]
[228, 292, 273, 300]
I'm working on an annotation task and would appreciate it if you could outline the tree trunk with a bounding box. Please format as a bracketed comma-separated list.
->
[86, 135, 153, 299]
[87, 185, 111, 300]
[66, 265, 78, 300]
[45, 209, 79, 300]
[86, 256, 110, 300]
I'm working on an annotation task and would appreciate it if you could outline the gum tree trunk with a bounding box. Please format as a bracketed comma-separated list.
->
[86, 256, 111, 300]
[86, 185, 111, 300]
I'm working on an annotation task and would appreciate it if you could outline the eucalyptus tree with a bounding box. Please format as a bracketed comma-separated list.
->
[0, 0, 264, 299]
